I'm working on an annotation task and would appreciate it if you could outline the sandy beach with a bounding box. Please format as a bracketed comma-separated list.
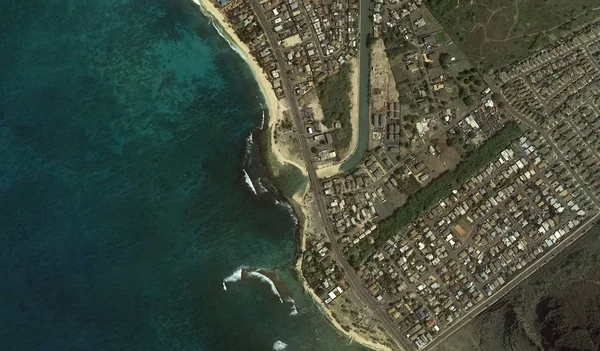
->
[291, 189, 394, 351]
[194, 0, 306, 175]
[195, 2, 389, 349]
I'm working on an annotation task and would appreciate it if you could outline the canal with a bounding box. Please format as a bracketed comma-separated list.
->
[340, 0, 371, 172]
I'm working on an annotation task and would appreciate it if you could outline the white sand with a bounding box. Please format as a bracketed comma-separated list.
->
[195, 0, 306, 175]
[196, 2, 390, 349]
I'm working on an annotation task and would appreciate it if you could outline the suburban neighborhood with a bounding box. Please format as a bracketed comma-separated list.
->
[206, 0, 600, 349]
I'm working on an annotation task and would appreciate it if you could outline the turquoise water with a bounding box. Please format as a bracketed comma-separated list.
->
[0, 1, 367, 350]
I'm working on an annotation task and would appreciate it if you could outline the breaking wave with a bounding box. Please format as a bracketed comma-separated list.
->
[243, 169, 257, 195]
[259, 103, 266, 130]
[247, 271, 283, 303]
[222, 267, 245, 291]
[256, 177, 268, 193]
[222, 268, 285, 304]
[193, 0, 247, 61]
[273, 341, 288, 350]
[275, 200, 299, 225]
[243, 132, 254, 164]
[286, 297, 298, 316]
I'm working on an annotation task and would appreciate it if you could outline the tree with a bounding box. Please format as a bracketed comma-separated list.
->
[463, 95, 475, 106]
[439, 52, 453, 69]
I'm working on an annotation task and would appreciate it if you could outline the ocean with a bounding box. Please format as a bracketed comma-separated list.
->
[0, 1, 367, 350]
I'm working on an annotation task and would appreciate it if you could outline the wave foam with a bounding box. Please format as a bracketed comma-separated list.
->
[259, 107, 266, 130]
[222, 267, 244, 291]
[275, 200, 299, 225]
[193, 0, 247, 61]
[247, 271, 283, 303]
[273, 341, 288, 350]
[256, 178, 268, 193]
[286, 298, 298, 316]
[243, 169, 257, 195]
[244, 133, 254, 164]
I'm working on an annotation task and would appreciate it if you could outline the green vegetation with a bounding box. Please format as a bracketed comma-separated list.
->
[435, 31, 449, 44]
[382, 27, 416, 59]
[348, 240, 373, 269]
[462, 95, 475, 106]
[458, 85, 475, 106]
[427, 0, 600, 69]
[366, 33, 376, 48]
[317, 64, 352, 151]
[439, 52, 453, 70]
[529, 33, 551, 51]
[374, 123, 522, 247]
[349, 123, 523, 267]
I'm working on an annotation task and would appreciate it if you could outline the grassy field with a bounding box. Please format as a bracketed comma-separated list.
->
[427, 0, 600, 70]
[317, 64, 352, 152]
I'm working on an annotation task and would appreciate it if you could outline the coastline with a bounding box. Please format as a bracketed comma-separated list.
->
[193, 0, 307, 176]
[194, 1, 392, 350]
[292, 189, 394, 351]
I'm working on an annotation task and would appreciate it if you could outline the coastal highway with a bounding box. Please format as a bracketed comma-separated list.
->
[246, 1, 412, 350]
[241, 4, 600, 351]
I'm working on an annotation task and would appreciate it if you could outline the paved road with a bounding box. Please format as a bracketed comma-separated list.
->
[421, 77, 600, 350]
[242, 4, 600, 350]
[247, 1, 411, 349]
[423, 212, 600, 350]
[484, 77, 600, 208]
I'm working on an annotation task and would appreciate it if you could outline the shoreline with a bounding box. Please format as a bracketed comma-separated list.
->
[292, 191, 394, 351]
[194, 1, 391, 350]
[193, 0, 308, 176]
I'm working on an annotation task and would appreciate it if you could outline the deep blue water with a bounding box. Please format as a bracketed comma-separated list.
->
[0, 1, 366, 350]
